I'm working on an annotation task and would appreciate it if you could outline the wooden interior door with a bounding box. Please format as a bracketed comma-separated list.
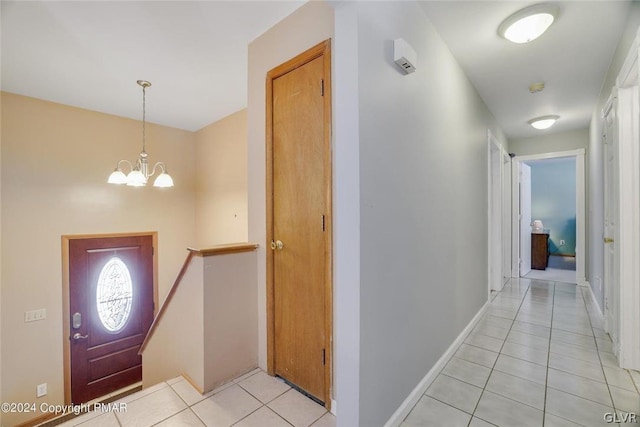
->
[603, 101, 619, 341]
[69, 235, 154, 403]
[266, 40, 332, 406]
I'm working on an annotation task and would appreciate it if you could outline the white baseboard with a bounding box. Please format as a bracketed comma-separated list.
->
[585, 281, 604, 319]
[330, 399, 337, 416]
[383, 301, 489, 427]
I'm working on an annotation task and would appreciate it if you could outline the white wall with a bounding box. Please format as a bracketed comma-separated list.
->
[353, 2, 505, 425]
[510, 128, 588, 156]
[332, 1, 361, 425]
[588, 4, 640, 310]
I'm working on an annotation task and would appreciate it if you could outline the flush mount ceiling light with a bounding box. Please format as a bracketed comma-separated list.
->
[528, 115, 559, 130]
[108, 80, 174, 188]
[498, 4, 558, 44]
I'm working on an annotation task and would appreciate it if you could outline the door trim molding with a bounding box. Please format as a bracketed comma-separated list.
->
[61, 231, 158, 404]
[511, 149, 586, 284]
[487, 130, 506, 295]
[265, 39, 333, 408]
[614, 31, 640, 367]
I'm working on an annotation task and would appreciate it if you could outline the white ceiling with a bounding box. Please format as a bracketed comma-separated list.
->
[1, 1, 631, 139]
[1, 1, 305, 132]
[419, 1, 631, 139]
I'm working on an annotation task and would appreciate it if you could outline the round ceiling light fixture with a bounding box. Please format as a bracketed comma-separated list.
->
[498, 4, 558, 44]
[528, 115, 559, 130]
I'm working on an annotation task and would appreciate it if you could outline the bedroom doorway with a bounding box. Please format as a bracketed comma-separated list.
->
[511, 150, 585, 285]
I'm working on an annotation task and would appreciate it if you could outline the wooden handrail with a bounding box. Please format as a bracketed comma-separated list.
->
[139, 250, 195, 355]
[188, 242, 259, 257]
[138, 243, 259, 355]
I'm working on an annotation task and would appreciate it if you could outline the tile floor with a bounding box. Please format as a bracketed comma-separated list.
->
[45, 278, 640, 427]
[524, 268, 576, 284]
[55, 369, 335, 427]
[402, 278, 640, 427]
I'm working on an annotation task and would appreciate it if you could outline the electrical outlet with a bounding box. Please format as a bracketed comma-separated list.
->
[560, 240, 566, 246]
[37, 383, 47, 398]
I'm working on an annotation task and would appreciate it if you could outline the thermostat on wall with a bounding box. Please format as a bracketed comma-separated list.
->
[394, 38, 417, 74]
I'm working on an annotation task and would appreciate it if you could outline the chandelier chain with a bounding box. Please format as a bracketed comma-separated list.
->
[142, 84, 146, 154]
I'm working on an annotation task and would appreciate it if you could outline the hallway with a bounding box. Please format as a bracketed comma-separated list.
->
[402, 278, 640, 426]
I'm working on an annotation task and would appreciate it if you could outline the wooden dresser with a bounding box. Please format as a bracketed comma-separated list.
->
[531, 233, 549, 270]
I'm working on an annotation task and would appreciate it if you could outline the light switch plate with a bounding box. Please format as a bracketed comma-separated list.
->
[25, 309, 47, 323]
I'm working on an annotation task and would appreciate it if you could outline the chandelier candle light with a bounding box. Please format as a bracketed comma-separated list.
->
[108, 80, 174, 188]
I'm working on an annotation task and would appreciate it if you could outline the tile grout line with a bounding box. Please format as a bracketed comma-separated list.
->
[579, 284, 620, 416]
[545, 287, 637, 417]
[467, 278, 534, 426]
[541, 281, 556, 427]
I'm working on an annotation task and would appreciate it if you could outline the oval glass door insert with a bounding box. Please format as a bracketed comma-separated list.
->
[96, 257, 133, 332]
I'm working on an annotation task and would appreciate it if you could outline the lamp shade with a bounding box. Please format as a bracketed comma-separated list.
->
[126, 170, 147, 187]
[528, 115, 559, 130]
[498, 4, 558, 44]
[107, 170, 127, 184]
[153, 172, 174, 188]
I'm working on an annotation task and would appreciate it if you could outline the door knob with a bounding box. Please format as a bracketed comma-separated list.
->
[73, 333, 89, 340]
[270, 240, 284, 251]
[604, 237, 614, 244]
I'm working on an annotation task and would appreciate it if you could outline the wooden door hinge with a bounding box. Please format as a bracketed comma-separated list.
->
[321, 79, 324, 97]
[322, 348, 326, 365]
[322, 215, 325, 232]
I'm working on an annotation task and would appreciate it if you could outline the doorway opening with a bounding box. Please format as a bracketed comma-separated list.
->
[62, 232, 157, 404]
[511, 150, 585, 285]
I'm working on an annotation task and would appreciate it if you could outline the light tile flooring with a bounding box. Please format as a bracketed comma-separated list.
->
[402, 278, 640, 427]
[525, 268, 577, 284]
[56, 369, 335, 427]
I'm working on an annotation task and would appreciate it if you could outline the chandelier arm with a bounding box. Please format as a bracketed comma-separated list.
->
[149, 162, 167, 178]
[116, 159, 134, 172]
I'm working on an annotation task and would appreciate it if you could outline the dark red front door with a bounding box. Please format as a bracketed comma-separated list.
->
[69, 235, 154, 403]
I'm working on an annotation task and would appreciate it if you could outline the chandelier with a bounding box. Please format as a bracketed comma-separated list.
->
[108, 80, 174, 188]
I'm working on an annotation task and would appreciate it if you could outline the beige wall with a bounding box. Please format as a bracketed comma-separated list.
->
[509, 127, 589, 156]
[203, 251, 258, 390]
[142, 256, 205, 390]
[1, 93, 197, 425]
[195, 109, 248, 247]
[247, 0, 334, 382]
[0, 90, 3, 427]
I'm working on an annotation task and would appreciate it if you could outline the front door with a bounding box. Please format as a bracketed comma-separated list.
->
[266, 40, 332, 406]
[69, 235, 154, 403]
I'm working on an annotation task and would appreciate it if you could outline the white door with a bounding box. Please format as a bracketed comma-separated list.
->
[603, 101, 619, 343]
[489, 140, 503, 291]
[519, 163, 532, 276]
[502, 152, 512, 284]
